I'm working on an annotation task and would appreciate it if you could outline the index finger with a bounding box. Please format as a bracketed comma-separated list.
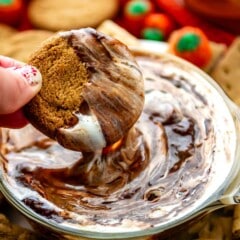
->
[0, 55, 25, 68]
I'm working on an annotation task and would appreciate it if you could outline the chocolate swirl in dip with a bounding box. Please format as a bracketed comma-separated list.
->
[0, 50, 236, 234]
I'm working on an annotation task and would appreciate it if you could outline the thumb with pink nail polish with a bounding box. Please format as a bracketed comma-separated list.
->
[0, 64, 42, 114]
[0, 56, 42, 128]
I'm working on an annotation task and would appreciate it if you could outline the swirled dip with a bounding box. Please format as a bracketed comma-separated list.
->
[0, 51, 236, 234]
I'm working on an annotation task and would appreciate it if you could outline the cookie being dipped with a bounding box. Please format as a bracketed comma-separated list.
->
[24, 28, 144, 152]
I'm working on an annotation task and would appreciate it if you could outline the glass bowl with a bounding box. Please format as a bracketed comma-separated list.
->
[1, 47, 240, 240]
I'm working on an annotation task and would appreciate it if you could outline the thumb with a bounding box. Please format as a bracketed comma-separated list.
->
[0, 65, 42, 114]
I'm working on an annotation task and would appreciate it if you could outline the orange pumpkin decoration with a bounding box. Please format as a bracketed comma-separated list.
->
[142, 13, 176, 40]
[0, 0, 23, 26]
[168, 26, 212, 67]
[123, 0, 154, 37]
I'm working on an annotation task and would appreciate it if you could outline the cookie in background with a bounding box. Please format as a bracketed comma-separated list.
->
[0, 213, 38, 239]
[97, 20, 140, 46]
[0, 30, 53, 62]
[211, 37, 240, 106]
[27, 0, 119, 31]
[0, 23, 17, 40]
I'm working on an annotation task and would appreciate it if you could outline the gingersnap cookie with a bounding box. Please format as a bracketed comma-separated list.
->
[28, 0, 119, 32]
[0, 30, 53, 62]
[0, 24, 17, 56]
[24, 28, 144, 152]
[0, 23, 17, 40]
[0, 213, 38, 239]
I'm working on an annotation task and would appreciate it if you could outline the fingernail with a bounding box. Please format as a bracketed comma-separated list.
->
[13, 65, 42, 87]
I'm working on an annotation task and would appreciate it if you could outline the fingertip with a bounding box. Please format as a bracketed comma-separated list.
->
[0, 55, 25, 68]
[0, 65, 42, 114]
[13, 65, 42, 90]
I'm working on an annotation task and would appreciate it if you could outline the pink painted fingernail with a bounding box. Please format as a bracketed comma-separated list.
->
[13, 65, 42, 87]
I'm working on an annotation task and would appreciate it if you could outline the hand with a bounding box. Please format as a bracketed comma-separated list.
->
[0, 56, 42, 128]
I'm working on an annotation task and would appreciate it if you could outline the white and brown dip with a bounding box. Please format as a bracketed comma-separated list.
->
[0, 49, 236, 236]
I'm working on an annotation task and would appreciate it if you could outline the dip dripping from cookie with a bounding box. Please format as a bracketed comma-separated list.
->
[24, 28, 144, 152]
